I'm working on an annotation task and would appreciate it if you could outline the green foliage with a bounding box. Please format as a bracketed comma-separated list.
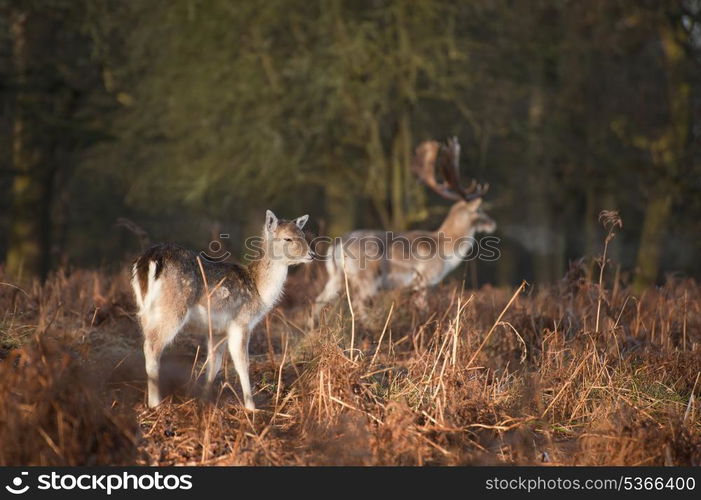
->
[88, 1, 480, 223]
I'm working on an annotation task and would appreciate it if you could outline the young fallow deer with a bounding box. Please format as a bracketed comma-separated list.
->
[314, 137, 495, 318]
[132, 210, 313, 410]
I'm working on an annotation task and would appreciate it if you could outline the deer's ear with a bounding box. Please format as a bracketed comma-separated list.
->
[294, 214, 309, 229]
[265, 210, 278, 234]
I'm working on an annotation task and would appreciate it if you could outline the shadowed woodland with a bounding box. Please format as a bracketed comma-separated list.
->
[1, 0, 701, 286]
[1, 0, 701, 466]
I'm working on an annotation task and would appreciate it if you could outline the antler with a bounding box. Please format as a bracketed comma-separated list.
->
[411, 137, 488, 201]
[411, 140, 462, 200]
[439, 136, 488, 201]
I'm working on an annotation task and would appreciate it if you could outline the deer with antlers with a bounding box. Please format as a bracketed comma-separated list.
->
[313, 137, 496, 319]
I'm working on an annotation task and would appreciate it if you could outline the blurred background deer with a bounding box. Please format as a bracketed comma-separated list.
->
[313, 137, 495, 320]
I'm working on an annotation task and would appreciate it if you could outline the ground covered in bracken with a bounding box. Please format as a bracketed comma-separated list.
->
[1, 259, 700, 465]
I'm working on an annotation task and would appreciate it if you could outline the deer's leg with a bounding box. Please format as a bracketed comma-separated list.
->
[412, 273, 429, 310]
[143, 319, 183, 408]
[206, 336, 225, 385]
[227, 322, 255, 411]
[143, 336, 162, 408]
[350, 277, 376, 323]
[313, 269, 342, 316]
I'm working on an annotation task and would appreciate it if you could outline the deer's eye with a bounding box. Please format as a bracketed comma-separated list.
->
[284, 238, 292, 242]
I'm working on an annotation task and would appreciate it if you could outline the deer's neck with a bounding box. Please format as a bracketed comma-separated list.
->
[437, 207, 475, 258]
[249, 249, 288, 310]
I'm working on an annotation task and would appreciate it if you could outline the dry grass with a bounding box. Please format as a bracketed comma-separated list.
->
[0, 258, 700, 466]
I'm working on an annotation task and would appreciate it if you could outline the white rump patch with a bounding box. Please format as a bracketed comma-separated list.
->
[141, 260, 164, 330]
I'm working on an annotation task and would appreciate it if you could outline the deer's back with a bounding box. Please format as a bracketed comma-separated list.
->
[133, 244, 260, 319]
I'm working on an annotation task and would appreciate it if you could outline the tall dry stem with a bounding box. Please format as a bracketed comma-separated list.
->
[595, 210, 622, 332]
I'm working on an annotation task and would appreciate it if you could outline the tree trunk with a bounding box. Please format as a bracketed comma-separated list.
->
[632, 21, 688, 291]
[390, 110, 411, 231]
[527, 83, 555, 284]
[633, 194, 672, 291]
[366, 115, 391, 229]
[5, 10, 52, 280]
[324, 178, 355, 238]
